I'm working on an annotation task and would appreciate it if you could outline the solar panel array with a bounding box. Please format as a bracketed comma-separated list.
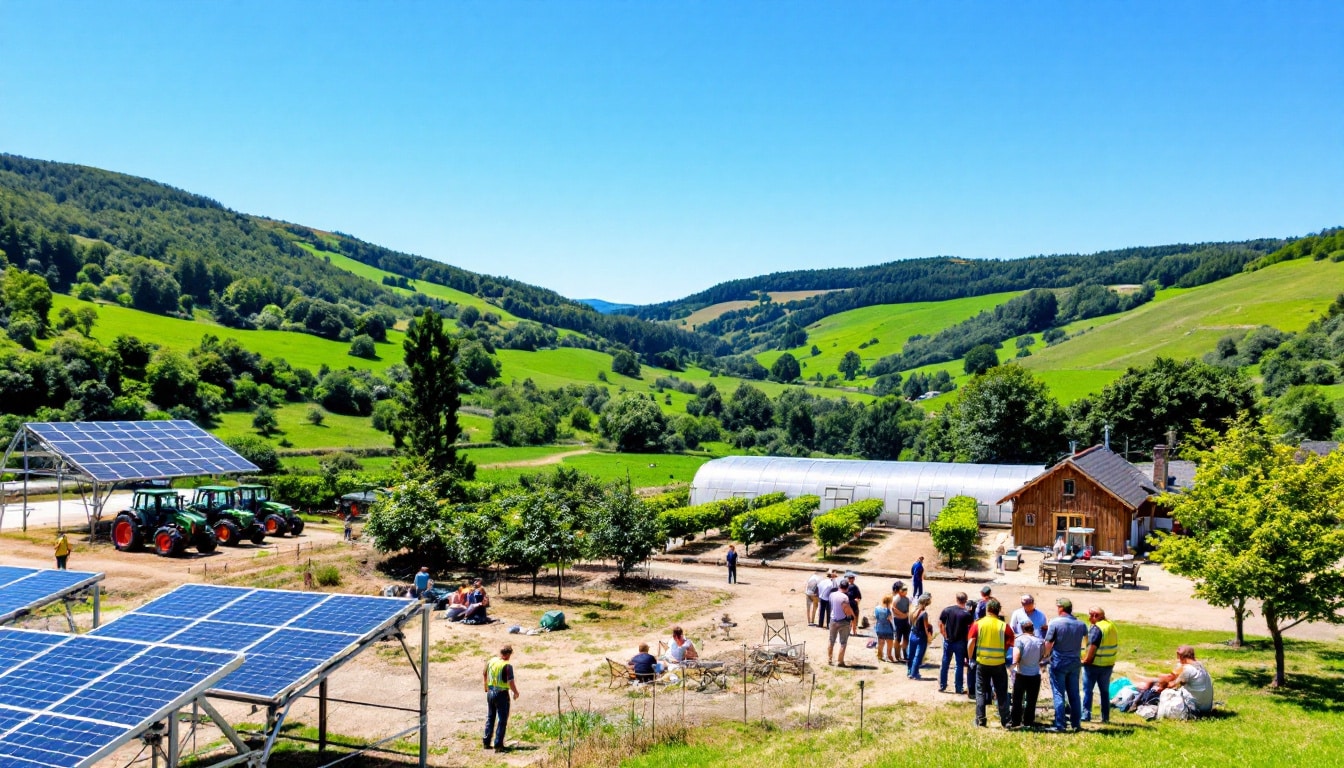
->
[0, 567, 104, 625]
[25, 421, 259, 483]
[0, 628, 241, 768]
[90, 585, 419, 702]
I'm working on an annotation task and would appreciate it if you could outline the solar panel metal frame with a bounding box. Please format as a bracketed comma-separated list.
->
[0, 628, 243, 768]
[91, 585, 421, 705]
[0, 567, 104, 626]
[21, 420, 259, 484]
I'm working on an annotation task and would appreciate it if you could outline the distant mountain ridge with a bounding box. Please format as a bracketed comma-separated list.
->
[577, 299, 636, 314]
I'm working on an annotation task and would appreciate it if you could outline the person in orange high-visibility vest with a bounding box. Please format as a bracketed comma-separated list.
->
[967, 597, 1015, 728]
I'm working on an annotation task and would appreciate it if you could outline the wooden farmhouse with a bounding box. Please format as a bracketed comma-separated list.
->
[999, 444, 1168, 555]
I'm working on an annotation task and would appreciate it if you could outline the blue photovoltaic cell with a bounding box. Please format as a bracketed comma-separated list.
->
[210, 589, 326, 626]
[247, 629, 356, 662]
[167, 620, 273, 652]
[53, 646, 240, 726]
[0, 569, 102, 625]
[24, 420, 259, 483]
[86, 614, 194, 644]
[289, 595, 408, 635]
[0, 637, 142, 711]
[0, 568, 36, 588]
[132, 584, 252, 620]
[0, 714, 131, 768]
[0, 629, 66, 670]
[0, 707, 30, 734]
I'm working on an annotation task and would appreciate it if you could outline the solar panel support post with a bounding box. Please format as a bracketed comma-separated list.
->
[22, 428, 29, 532]
[168, 708, 180, 768]
[318, 679, 328, 754]
[419, 603, 429, 768]
[92, 583, 101, 628]
[194, 695, 259, 768]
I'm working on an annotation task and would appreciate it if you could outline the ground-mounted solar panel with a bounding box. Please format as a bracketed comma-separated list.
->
[23, 420, 259, 483]
[90, 585, 419, 703]
[0, 568, 104, 626]
[0, 630, 242, 768]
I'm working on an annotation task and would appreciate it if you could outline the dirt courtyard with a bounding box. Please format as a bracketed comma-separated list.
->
[2, 521, 1340, 767]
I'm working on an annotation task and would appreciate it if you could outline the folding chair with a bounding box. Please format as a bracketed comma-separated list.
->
[761, 611, 791, 646]
[606, 658, 636, 688]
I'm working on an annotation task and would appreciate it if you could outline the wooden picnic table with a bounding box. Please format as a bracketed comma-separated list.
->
[1067, 562, 1124, 588]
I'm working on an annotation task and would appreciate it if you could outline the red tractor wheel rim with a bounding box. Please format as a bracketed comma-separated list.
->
[265, 518, 280, 534]
[114, 521, 133, 547]
[156, 532, 173, 551]
[215, 525, 231, 543]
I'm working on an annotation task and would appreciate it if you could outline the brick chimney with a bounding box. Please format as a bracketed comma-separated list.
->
[1152, 444, 1169, 490]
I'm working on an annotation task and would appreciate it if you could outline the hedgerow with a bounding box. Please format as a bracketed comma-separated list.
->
[811, 499, 884, 555]
[929, 495, 980, 566]
[729, 495, 819, 553]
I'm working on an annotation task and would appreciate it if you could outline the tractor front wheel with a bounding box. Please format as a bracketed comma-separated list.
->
[288, 517, 305, 536]
[194, 530, 219, 554]
[153, 527, 185, 557]
[214, 520, 242, 546]
[112, 515, 143, 552]
[249, 527, 266, 545]
[263, 514, 289, 536]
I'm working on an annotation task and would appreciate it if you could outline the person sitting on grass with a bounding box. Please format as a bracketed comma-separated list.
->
[628, 643, 664, 683]
[664, 626, 699, 668]
[445, 583, 471, 621]
[1136, 645, 1215, 717]
[461, 579, 490, 624]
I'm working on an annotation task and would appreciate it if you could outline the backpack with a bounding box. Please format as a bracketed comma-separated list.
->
[540, 610, 567, 631]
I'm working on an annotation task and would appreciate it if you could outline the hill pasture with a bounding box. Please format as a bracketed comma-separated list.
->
[680, 289, 841, 329]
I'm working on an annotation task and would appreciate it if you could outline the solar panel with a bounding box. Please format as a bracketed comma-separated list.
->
[24, 420, 259, 483]
[0, 630, 242, 768]
[0, 568, 104, 626]
[90, 585, 418, 702]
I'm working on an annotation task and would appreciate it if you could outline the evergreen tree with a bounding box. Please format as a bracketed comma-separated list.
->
[401, 309, 474, 483]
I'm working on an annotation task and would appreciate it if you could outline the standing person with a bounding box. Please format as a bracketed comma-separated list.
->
[826, 578, 856, 667]
[938, 592, 973, 694]
[482, 645, 520, 751]
[1010, 595, 1049, 639]
[1081, 607, 1119, 724]
[844, 573, 863, 635]
[805, 570, 823, 626]
[995, 543, 1006, 573]
[1052, 534, 1066, 560]
[874, 595, 896, 663]
[817, 570, 838, 628]
[725, 545, 738, 584]
[1010, 620, 1045, 728]
[343, 514, 354, 541]
[968, 585, 993, 700]
[911, 556, 925, 598]
[54, 531, 71, 570]
[906, 593, 933, 679]
[412, 567, 431, 599]
[892, 582, 912, 664]
[1043, 597, 1089, 732]
[968, 598, 1014, 728]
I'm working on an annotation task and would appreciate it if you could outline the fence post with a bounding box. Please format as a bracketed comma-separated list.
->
[742, 644, 748, 723]
[807, 673, 816, 728]
[858, 679, 865, 740]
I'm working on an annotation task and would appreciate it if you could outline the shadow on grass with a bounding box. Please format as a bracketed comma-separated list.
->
[1225, 666, 1344, 713]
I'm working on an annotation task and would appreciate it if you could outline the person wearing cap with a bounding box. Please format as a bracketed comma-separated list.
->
[891, 582, 911, 664]
[805, 570, 824, 627]
[910, 556, 925, 598]
[1010, 595, 1049, 640]
[968, 598, 1014, 728]
[966, 585, 994, 700]
[937, 592, 973, 694]
[844, 573, 863, 635]
[817, 570, 839, 628]
[1043, 597, 1088, 732]
[826, 577, 857, 667]
[1081, 606, 1119, 724]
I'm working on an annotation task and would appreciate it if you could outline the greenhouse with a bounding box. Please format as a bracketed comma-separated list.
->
[689, 456, 1045, 529]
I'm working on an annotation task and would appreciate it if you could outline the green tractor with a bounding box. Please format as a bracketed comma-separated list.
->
[234, 483, 305, 537]
[189, 486, 266, 546]
[112, 489, 218, 557]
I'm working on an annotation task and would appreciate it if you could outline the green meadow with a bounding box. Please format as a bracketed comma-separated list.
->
[213, 402, 393, 451]
[475, 451, 710, 487]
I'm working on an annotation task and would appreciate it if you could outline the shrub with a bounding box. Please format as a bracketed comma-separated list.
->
[225, 435, 282, 474]
[751, 491, 787, 509]
[810, 499, 883, 556]
[929, 495, 979, 566]
[267, 474, 330, 508]
[729, 495, 818, 554]
[314, 565, 342, 586]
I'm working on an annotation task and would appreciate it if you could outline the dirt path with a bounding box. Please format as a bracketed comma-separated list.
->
[479, 448, 592, 469]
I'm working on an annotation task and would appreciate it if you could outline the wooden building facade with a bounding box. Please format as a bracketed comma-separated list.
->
[999, 445, 1163, 555]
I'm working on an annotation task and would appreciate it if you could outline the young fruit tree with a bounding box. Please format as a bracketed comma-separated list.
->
[1154, 417, 1344, 686]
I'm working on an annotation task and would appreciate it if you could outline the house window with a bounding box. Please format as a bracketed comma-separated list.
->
[1024, 513, 1036, 526]
[1063, 479, 1076, 497]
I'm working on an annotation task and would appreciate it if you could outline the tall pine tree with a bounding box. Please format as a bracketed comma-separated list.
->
[401, 309, 474, 483]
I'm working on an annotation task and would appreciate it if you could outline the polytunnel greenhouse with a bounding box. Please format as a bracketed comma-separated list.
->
[689, 456, 1045, 529]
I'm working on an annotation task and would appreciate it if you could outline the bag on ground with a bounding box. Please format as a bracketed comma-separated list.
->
[540, 610, 567, 631]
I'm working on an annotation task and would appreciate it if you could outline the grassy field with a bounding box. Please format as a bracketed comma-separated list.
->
[213, 402, 394, 450]
[475, 451, 710, 487]
[49, 294, 406, 372]
[612, 622, 1344, 768]
[757, 291, 1021, 379]
[680, 290, 840, 329]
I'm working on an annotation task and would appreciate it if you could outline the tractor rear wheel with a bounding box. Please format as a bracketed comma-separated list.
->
[112, 515, 143, 552]
[214, 520, 242, 546]
[263, 514, 288, 536]
[288, 517, 305, 536]
[194, 530, 219, 554]
[153, 526, 185, 557]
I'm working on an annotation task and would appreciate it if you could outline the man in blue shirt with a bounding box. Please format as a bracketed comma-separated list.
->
[1043, 597, 1089, 732]
[911, 556, 925, 598]
[1009, 595, 1049, 639]
[628, 643, 662, 682]
[412, 567, 431, 599]
[725, 545, 738, 584]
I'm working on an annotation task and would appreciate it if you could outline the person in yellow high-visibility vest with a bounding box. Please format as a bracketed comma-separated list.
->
[1082, 607, 1119, 724]
[54, 531, 71, 570]
[482, 645, 520, 751]
[967, 598, 1015, 728]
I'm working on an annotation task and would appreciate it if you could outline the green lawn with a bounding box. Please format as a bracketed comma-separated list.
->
[279, 455, 397, 473]
[461, 444, 587, 466]
[213, 402, 393, 451]
[757, 291, 1021, 379]
[618, 621, 1344, 768]
[50, 294, 406, 372]
[475, 451, 709, 488]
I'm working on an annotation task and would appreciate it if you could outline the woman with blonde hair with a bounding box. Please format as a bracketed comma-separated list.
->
[874, 594, 896, 663]
[907, 592, 934, 679]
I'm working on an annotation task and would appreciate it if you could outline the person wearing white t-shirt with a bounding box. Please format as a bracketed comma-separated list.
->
[1172, 645, 1214, 712]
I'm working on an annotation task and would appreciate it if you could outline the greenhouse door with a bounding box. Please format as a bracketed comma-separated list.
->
[908, 501, 926, 531]
[822, 487, 853, 513]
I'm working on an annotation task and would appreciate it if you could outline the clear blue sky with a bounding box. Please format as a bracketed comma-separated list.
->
[3, 2, 1341, 304]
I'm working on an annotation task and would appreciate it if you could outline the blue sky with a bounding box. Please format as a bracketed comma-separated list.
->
[3, 2, 1342, 304]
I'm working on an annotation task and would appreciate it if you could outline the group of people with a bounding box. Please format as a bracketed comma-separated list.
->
[626, 625, 700, 681]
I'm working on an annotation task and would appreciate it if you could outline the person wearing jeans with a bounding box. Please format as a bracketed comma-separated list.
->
[1081, 606, 1119, 723]
[938, 592, 973, 694]
[968, 598, 1014, 728]
[906, 593, 933, 679]
[1043, 597, 1088, 731]
[482, 645, 520, 751]
[1010, 619, 1044, 728]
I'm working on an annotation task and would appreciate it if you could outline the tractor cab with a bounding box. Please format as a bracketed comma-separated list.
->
[189, 486, 264, 546]
[132, 489, 185, 516]
[235, 483, 304, 537]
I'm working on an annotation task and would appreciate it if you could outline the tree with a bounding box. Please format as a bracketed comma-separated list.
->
[401, 309, 473, 482]
[1154, 418, 1344, 684]
[929, 496, 981, 566]
[598, 393, 668, 452]
[1272, 385, 1339, 441]
[306, 406, 326, 426]
[495, 491, 581, 598]
[611, 349, 641, 378]
[348, 334, 377, 359]
[445, 505, 499, 574]
[458, 341, 501, 387]
[225, 435, 282, 474]
[724, 382, 773, 431]
[251, 404, 278, 435]
[963, 343, 1000, 375]
[928, 364, 1065, 463]
[362, 473, 449, 561]
[852, 397, 924, 460]
[585, 486, 661, 581]
[838, 350, 862, 381]
[769, 352, 801, 383]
